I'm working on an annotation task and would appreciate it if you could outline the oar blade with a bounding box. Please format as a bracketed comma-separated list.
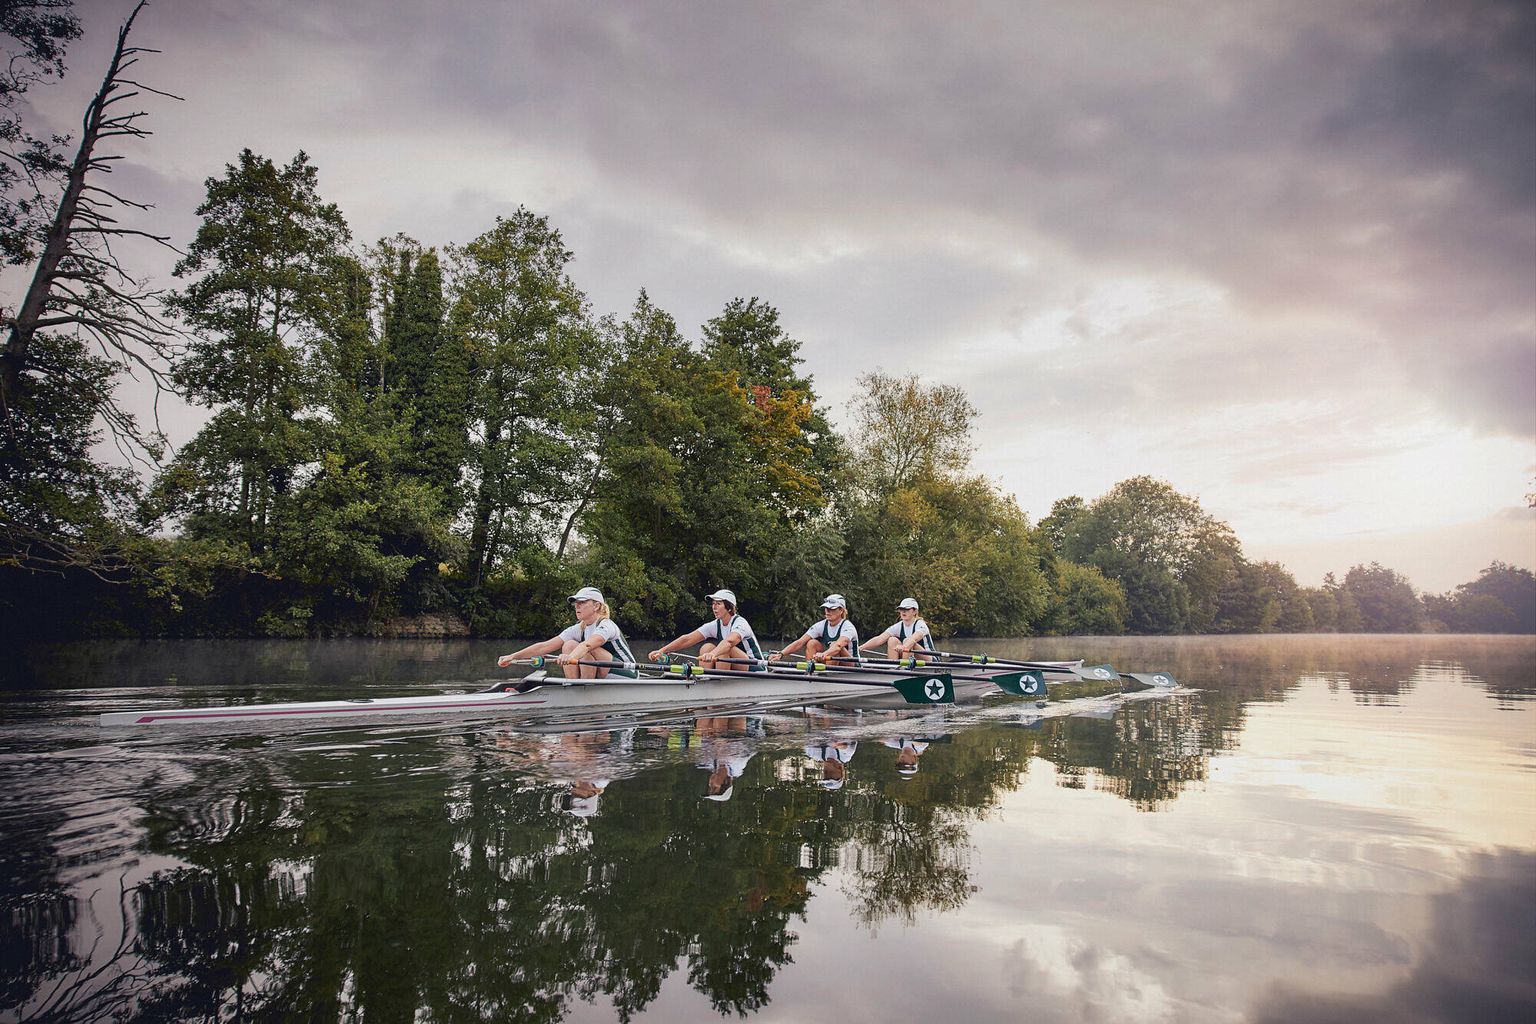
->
[1073, 664, 1121, 683]
[992, 670, 1047, 697]
[892, 673, 954, 705]
[1122, 672, 1179, 688]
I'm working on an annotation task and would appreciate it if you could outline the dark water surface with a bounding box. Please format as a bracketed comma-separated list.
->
[2, 635, 1533, 1023]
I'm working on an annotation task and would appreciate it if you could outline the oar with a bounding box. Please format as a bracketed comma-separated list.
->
[653, 659, 955, 705]
[911, 649, 1128, 683]
[712, 654, 1035, 698]
[497, 654, 954, 704]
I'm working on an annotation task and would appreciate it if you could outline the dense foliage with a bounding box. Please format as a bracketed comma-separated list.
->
[4, 133, 1531, 639]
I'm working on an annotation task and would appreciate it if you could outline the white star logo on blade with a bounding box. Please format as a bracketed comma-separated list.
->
[1154, 674, 1171, 686]
[924, 679, 945, 700]
[1093, 668, 1113, 680]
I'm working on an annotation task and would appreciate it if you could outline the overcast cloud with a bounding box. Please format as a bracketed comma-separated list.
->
[19, 0, 1535, 592]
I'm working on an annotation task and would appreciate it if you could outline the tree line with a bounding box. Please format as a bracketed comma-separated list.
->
[2, 9, 1532, 641]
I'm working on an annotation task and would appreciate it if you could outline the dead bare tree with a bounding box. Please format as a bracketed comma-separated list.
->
[0, 0, 181, 456]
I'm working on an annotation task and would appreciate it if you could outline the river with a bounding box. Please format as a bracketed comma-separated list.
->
[2, 634, 1532, 1023]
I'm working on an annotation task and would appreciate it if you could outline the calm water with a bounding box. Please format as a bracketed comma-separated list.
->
[2, 635, 1533, 1023]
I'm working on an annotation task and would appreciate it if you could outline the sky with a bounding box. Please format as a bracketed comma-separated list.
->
[15, 0, 1536, 593]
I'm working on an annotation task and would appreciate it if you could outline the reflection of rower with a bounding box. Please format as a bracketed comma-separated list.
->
[700, 752, 755, 801]
[881, 737, 930, 777]
[696, 715, 759, 801]
[563, 778, 610, 817]
[805, 740, 858, 790]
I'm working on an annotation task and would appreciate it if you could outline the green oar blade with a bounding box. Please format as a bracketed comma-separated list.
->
[892, 673, 954, 704]
[1073, 664, 1121, 683]
[1122, 672, 1178, 688]
[992, 670, 1047, 697]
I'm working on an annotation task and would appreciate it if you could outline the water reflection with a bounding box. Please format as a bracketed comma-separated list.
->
[2, 635, 1532, 1022]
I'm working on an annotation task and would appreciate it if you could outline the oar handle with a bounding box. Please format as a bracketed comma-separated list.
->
[497, 655, 641, 670]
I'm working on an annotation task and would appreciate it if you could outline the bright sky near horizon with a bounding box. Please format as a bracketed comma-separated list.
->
[17, 0, 1536, 594]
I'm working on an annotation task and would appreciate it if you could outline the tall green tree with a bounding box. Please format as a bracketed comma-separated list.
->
[848, 371, 978, 493]
[451, 209, 594, 591]
[161, 149, 349, 551]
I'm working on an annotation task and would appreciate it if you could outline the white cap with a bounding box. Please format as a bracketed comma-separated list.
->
[706, 589, 737, 605]
[821, 594, 847, 609]
[569, 586, 604, 604]
[897, 597, 919, 610]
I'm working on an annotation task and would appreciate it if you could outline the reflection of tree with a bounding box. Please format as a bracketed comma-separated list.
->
[2, 876, 148, 1023]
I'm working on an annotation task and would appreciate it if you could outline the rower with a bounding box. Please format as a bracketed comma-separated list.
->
[771, 594, 860, 665]
[860, 596, 937, 659]
[649, 589, 767, 671]
[497, 586, 638, 679]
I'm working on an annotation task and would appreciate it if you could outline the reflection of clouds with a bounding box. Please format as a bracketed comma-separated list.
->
[1249, 849, 1536, 1024]
[1002, 925, 1181, 1023]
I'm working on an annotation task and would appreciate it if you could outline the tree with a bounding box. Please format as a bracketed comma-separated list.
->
[1037, 552, 1127, 635]
[451, 209, 594, 590]
[160, 149, 349, 551]
[1057, 476, 1240, 634]
[0, 1, 182, 584]
[848, 371, 977, 494]
[2, 1, 177, 440]
[0, 0, 81, 265]
[1341, 562, 1423, 633]
[1456, 562, 1536, 633]
[1304, 584, 1338, 632]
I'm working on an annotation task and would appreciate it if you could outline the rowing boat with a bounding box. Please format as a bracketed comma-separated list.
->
[97, 666, 955, 727]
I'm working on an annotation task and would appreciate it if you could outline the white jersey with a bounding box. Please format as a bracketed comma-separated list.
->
[801, 617, 859, 651]
[558, 617, 637, 674]
[877, 617, 934, 650]
[697, 614, 764, 661]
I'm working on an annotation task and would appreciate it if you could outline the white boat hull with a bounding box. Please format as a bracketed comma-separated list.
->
[97, 670, 916, 727]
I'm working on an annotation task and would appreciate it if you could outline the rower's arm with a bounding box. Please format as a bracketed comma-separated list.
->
[499, 636, 564, 667]
[650, 630, 704, 661]
[774, 635, 809, 660]
[859, 630, 892, 652]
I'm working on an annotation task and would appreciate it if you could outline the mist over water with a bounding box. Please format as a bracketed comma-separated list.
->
[3, 635, 1533, 1022]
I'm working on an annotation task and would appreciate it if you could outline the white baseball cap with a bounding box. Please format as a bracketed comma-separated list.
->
[568, 586, 604, 604]
[821, 594, 847, 609]
[897, 597, 919, 610]
[706, 589, 737, 605]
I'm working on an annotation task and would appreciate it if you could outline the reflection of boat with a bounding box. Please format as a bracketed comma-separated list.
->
[98, 667, 954, 727]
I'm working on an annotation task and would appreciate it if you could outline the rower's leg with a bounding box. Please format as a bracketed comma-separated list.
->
[885, 638, 901, 660]
[560, 640, 582, 678]
[712, 643, 748, 668]
[700, 641, 719, 668]
[585, 647, 614, 680]
[804, 639, 824, 662]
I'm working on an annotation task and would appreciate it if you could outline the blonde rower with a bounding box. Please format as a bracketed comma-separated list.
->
[498, 587, 638, 679]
